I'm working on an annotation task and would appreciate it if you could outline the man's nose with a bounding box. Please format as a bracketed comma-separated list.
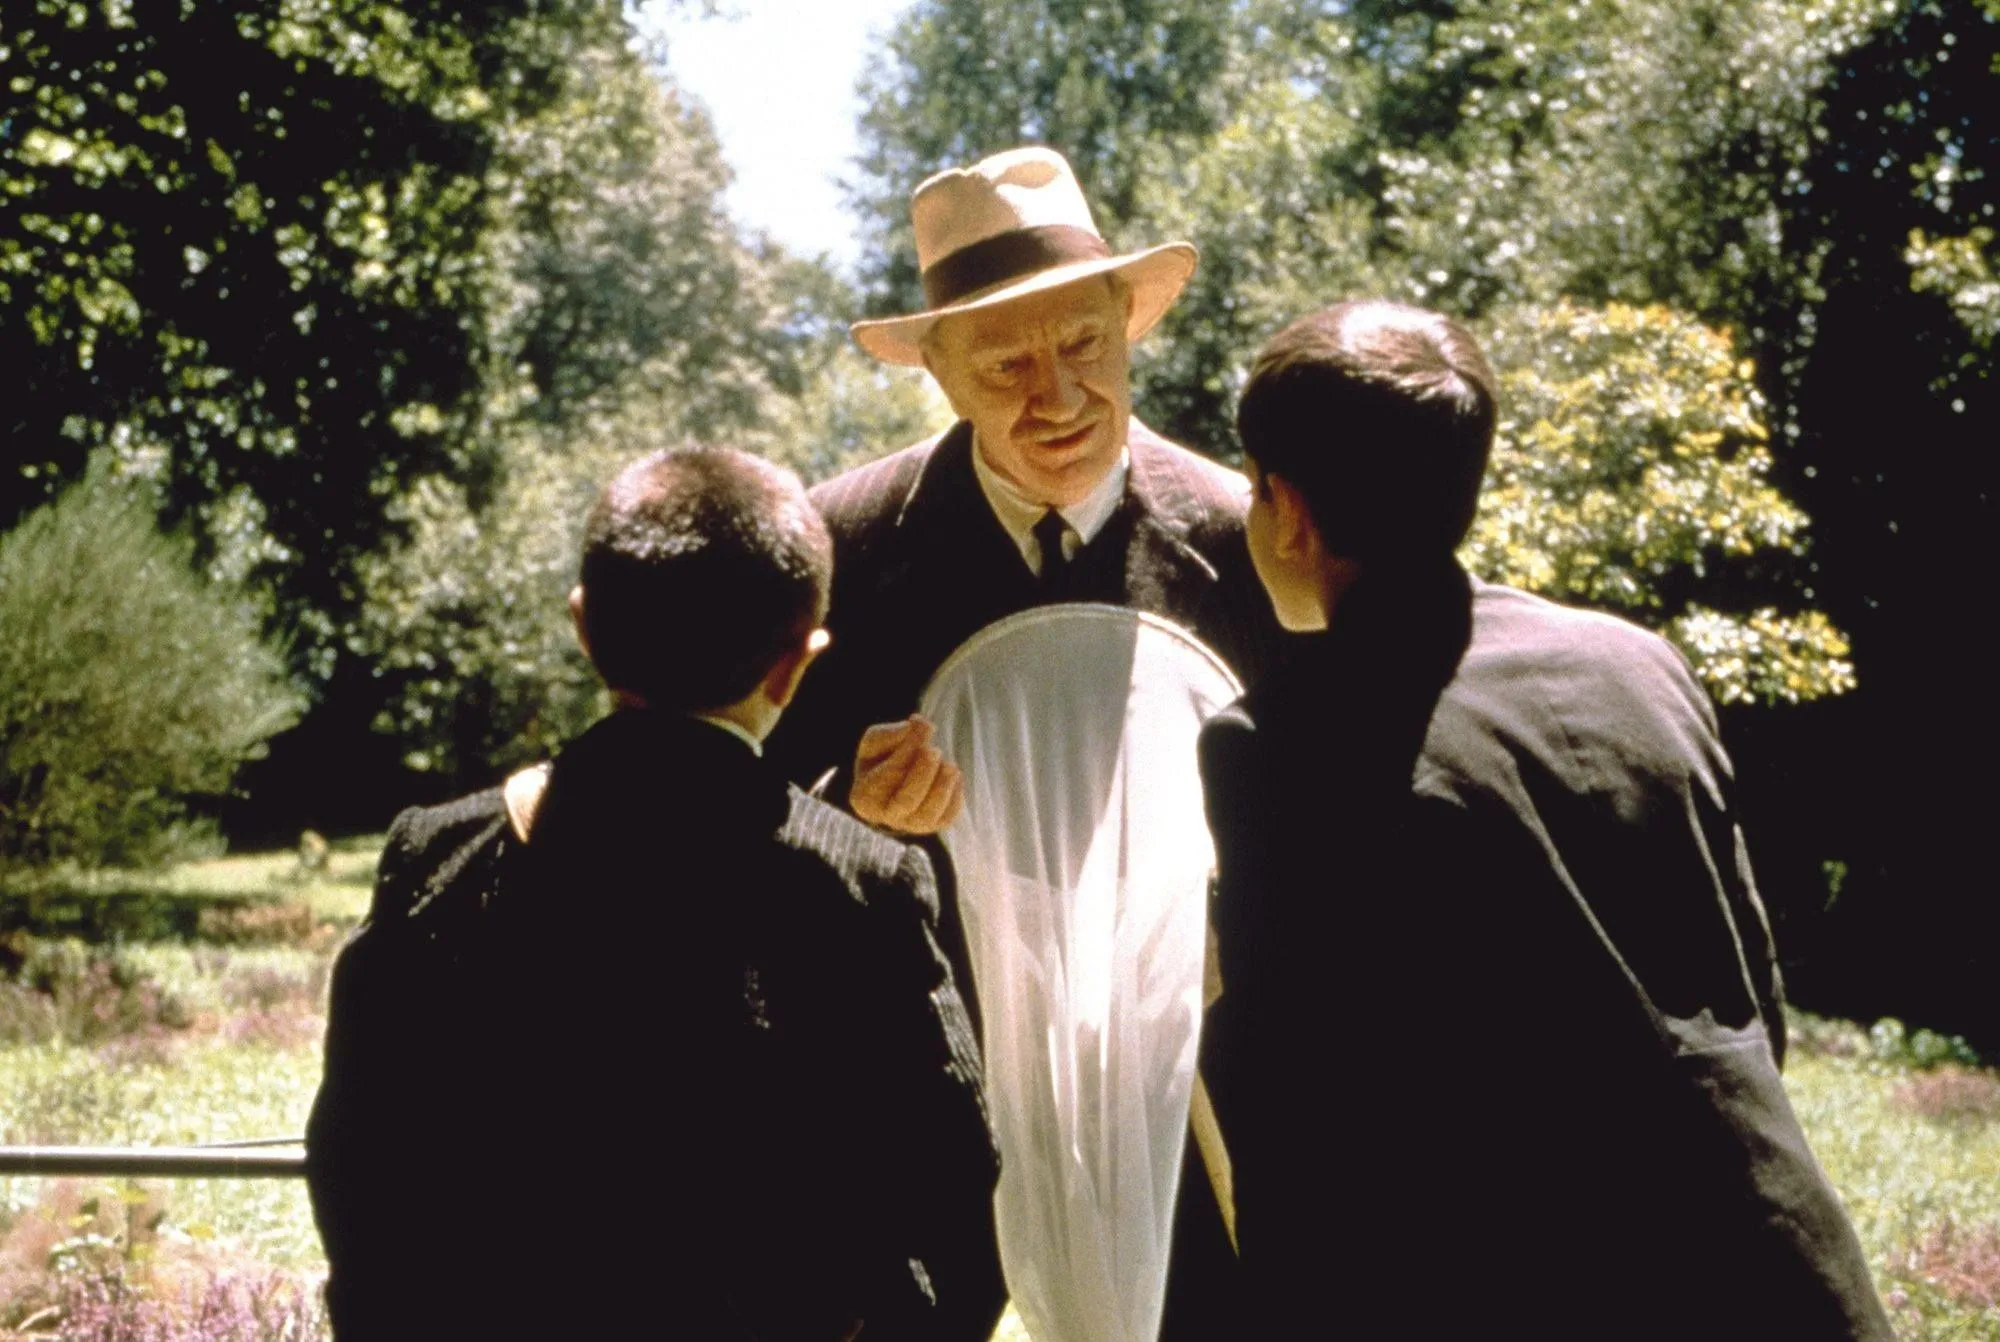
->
[1029, 351, 1087, 419]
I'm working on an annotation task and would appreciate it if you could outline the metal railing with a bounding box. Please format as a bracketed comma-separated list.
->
[0, 1138, 305, 1178]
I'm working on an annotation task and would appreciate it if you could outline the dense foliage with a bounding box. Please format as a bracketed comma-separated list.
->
[852, 0, 1234, 313]
[853, 0, 1867, 708]
[0, 472, 300, 874]
[1754, 0, 1999, 1038]
[3, 0, 871, 820]
[1473, 303, 1854, 705]
[473, 26, 796, 449]
[352, 28, 948, 780]
[359, 345, 951, 779]
[8, 0, 1996, 1042]
[4, 0, 548, 666]
[856, 0, 1999, 1038]
[359, 427, 619, 778]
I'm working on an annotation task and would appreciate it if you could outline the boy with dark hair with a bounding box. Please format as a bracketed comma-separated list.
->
[307, 447, 998, 1340]
[1204, 302, 1890, 1337]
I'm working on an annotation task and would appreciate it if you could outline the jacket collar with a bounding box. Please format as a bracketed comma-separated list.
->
[538, 709, 791, 844]
[888, 417, 1222, 592]
[1268, 560, 1474, 705]
[1123, 417, 1213, 545]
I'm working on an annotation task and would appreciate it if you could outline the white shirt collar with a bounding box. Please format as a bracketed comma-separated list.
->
[689, 713, 763, 756]
[970, 437, 1130, 576]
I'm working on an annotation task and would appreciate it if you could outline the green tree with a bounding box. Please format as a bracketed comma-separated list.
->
[1469, 303, 1854, 705]
[356, 22, 861, 781]
[1907, 226, 2000, 346]
[850, 0, 1235, 316]
[854, 0, 1858, 706]
[356, 339, 941, 782]
[852, 0, 2000, 1045]
[1747, 0, 2000, 1037]
[752, 341, 952, 486]
[474, 30, 797, 451]
[356, 422, 619, 779]
[0, 468, 301, 874]
[0, 0, 649, 675]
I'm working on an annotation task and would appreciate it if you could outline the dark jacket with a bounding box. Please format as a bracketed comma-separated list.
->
[1199, 566, 1891, 1338]
[767, 417, 1279, 805]
[764, 419, 1274, 1339]
[306, 711, 997, 1341]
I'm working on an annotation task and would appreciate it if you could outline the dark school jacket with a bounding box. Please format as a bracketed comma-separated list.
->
[305, 711, 997, 1341]
[1198, 565, 1892, 1339]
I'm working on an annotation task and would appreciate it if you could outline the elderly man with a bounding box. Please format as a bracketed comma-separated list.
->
[765, 146, 1274, 1339]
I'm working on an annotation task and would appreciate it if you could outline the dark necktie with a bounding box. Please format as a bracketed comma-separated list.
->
[1032, 508, 1072, 588]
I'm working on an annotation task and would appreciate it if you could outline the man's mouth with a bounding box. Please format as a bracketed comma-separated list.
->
[1028, 422, 1098, 454]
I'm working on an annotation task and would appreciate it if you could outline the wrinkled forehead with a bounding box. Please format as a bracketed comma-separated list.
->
[931, 276, 1125, 359]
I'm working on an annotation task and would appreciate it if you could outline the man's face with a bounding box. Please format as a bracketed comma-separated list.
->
[923, 276, 1133, 509]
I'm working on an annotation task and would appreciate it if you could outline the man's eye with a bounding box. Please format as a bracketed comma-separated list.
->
[1064, 335, 1105, 360]
[986, 358, 1029, 381]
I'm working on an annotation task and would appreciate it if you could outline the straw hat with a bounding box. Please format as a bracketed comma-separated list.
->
[852, 146, 1198, 367]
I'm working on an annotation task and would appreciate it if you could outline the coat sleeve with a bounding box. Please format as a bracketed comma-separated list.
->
[306, 812, 431, 1336]
[1192, 707, 1265, 1161]
[849, 842, 1005, 1342]
[1656, 636, 1791, 1067]
[305, 810, 488, 1339]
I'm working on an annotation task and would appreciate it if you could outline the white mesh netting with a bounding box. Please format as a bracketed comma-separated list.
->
[919, 604, 1243, 1342]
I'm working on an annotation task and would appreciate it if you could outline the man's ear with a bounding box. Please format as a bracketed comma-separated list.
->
[1264, 471, 1323, 564]
[920, 346, 966, 417]
[568, 585, 591, 660]
[762, 627, 831, 711]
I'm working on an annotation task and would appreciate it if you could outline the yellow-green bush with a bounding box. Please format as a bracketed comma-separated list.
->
[0, 472, 301, 875]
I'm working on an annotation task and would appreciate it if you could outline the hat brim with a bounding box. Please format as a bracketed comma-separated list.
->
[851, 242, 1198, 367]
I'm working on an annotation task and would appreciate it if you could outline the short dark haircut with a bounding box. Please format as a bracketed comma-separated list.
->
[578, 447, 832, 713]
[1236, 300, 1497, 560]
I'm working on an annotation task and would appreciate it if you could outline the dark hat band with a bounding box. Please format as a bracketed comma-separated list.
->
[922, 224, 1113, 310]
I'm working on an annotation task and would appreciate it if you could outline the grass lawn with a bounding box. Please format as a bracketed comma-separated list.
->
[3, 843, 1997, 1338]
[1, 835, 382, 934]
[1788, 1024, 2000, 1338]
[138, 838, 381, 927]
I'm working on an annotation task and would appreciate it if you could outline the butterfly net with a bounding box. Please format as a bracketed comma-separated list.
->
[919, 604, 1242, 1342]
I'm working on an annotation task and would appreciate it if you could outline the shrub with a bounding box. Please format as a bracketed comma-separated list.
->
[0, 940, 190, 1047]
[1891, 1219, 2000, 1312]
[356, 434, 613, 780]
[193, 902, 317, 949]
[40, 1261, 327, 1342]
[1892, 1068, 2000, 1125]
[0, 473, 303, 875]
[1468, 303, 1856, 707]
[358, 349, 946, 783]
[218, 963, 322, 1016]
[1868, 1017, 1985, 1070]
[1788, 1010, 1871, 1061]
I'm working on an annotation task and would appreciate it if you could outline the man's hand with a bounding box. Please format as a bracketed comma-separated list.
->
[851, 715, 964, 835]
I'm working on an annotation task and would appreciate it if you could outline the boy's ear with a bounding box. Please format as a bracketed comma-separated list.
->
[1264, 471, 1323, 563]
[568, 585, 591, 660]
[762, 626, 831, 711]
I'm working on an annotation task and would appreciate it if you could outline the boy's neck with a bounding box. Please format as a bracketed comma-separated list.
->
[1307, 556, 1365, 631]
[696, 693, 780, 749]
[690, 710, 766, 756]
[608, 689, 773, 751]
